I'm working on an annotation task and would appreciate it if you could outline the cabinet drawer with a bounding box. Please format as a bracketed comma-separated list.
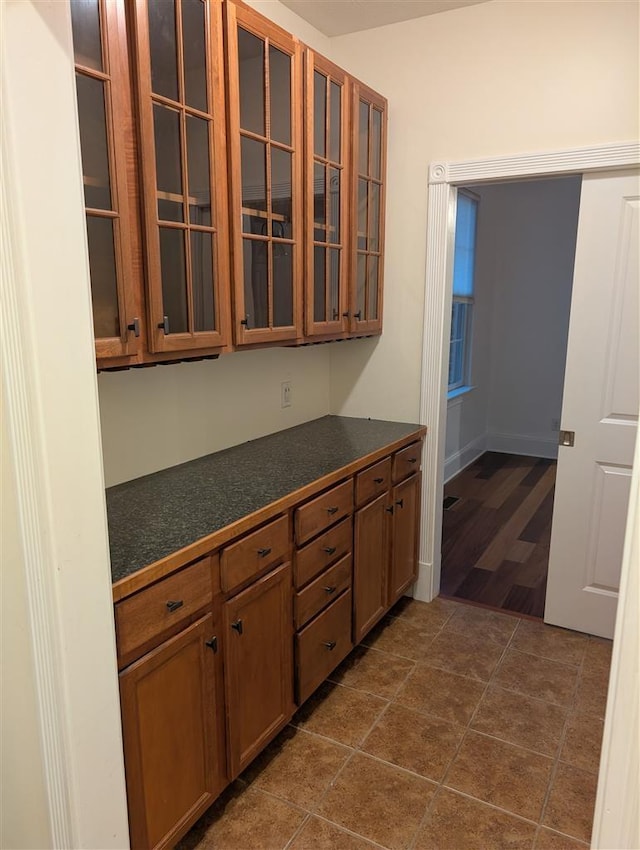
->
[294, 516, 352, 589]
[356, 457, 391, 507]
[392, 441, 422, 483]
[221, 515, 289, 594]
[296, 589, 352, 704]
[115, 557, 213, 667]
[294, 554, 352, 630]
[294, 479, 353, 546]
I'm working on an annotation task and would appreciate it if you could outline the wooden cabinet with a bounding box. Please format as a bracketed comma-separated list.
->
[223, 562, 294, 777]
[388, 473, 421, 606]
[119, 614, 226, 850]
[225, 1, 304, 345]
[353, 491, 389, 643]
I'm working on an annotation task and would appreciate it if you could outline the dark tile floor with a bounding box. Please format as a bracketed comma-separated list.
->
[178, 597, 611, 850]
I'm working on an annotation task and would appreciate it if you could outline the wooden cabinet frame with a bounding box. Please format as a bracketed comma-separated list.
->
[131, 0, 232, 353]
[225, 1, 304, 346]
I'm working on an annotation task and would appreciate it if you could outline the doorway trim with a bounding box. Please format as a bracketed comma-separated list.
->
[415, 141, 640, 603]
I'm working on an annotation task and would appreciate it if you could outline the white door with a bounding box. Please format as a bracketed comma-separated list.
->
[545, 169, 639, 639]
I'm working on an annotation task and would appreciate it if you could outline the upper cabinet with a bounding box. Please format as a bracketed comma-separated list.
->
[131, 0, 231, 353]
[351, 83, 387, 336]
[304, 51, 350, 339]
[71, 0, 142, 360]
[225, 2, 304, 346]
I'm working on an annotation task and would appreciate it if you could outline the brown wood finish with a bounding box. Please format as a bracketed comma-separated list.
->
[294, 553, 352, 629]
[131, 0, 231, 353]
[355, 457, 391, 507]
[220, 514, 289, 593]
[294, 478, 354, 545]
[225, 0, 304, 345]
[294, 516, 352, 589]
[223, 562, 294, 778]
[392, 440, 422, 483]
[119, 614, 226, 850]
[295, 588, 352, 704]
[115, 555, 214, 669]
[352, 491, 389, 643]
[388, 473, 420, 606]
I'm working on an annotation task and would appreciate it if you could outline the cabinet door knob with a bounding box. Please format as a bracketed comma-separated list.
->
[257, 547, 272, 558]
[205, 636, 218, 653]
[158, 315, 169, 333]
[395, 498, 404, 509]
[342, 311, 350, 318]
[326, 506, 339, 515]
[323, 546, 337, 555]
[353, 310, 362, 320]
[407, 457, 417, 464]
[231, 619, 243, 635]
[374, 477, 384, 484]
[127, 318, 140, 338]
[323, 640, 337, 650]
[385, 505, 394, 514]
[324, 585, 337, 594]
[166, 599, 184, 612]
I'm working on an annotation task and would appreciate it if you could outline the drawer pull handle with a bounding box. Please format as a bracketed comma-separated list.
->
[396, 498, 404, 509]
[407, 457, 417, 464]
[323, 546, 337, 555]
[205, 636, 218, 653]
[326, 506, 339, 515]
[374, 477, 384, 484]
[323, 640, 337, 650]
[385, 506, 394, 514]
[231, 619, 243, 635]
[324, 585, 337, 594]
[257, 547, 272, 558]
[166, 599, 184, 613]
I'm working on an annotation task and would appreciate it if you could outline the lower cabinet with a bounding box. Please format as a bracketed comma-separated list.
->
[388, 473, 421, 606]
[119, 614, 226, 850]
[223, 562, 294, 778]
[353, 492, 389, 643]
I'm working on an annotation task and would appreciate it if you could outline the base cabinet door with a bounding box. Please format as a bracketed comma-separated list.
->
[223, 562, 294, 777]
[119, 614, 226, 850]
[388, 474, 420, 606]
[353, 491, 389, 642]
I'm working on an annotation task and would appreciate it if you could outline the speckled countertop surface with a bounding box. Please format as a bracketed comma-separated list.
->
[107, 415, 423, 583]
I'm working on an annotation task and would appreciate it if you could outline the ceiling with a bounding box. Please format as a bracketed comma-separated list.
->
[278, 0, 490, 37]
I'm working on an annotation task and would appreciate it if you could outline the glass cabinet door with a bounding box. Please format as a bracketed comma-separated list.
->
[351, 83, 387, 335]
[305, 51, 350, 338]
[71, 0, 140, 360]
[132, 0, 231, 352]
[226, 2, 303, 345]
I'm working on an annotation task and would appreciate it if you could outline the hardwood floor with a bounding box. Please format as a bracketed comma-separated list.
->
[441, 453, 556, 618]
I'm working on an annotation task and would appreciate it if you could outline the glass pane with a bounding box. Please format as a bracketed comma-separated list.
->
[367, 255, 379, 320]
[187, 115, 211, 226]
[271, 148, 292, 238]
[371, 108, 382, 180]
[86, 215, 119, 338]
[242, 239, 268, 328]
[453, 194, 478, 297]
[76, 73, 112, 210]
[238, 28, 265, 136]
[273, 244, 293, 327]
[269, 46, 291, 145]
[329, 248, 340, 321]
[357, 178, 368, 251]
[182, 0, 208, 112]
[329, 81, 341, 164]
[313, 246, 326, 323]
[358, 100, 369, 175]
[154, 104, 183, 221]
[328, 167, 340, 245]
[313, 71, 326, 158]
[356, 253, 366, 318]
[148, 0, 179, 101]
[159, 228, 188, 333]
[241, 137, 267, 233]
[71, 0, 102, 71]
[314, 162, 326, 242]
[369, 182, 380, 252]
[191, 231, 215, 332]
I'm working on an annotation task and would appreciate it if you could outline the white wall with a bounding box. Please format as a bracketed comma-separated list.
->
[329, 0, 640, 425]
[444, 176, 582, 479]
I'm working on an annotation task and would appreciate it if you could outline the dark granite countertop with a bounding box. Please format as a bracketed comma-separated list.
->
[107, 415, 423, 584]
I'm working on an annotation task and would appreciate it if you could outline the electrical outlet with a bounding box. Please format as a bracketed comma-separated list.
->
[551, 418, 561, 431]
[281, 381, 292, 408]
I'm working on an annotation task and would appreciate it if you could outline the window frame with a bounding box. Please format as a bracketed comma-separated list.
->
[447, 188, 478, 396]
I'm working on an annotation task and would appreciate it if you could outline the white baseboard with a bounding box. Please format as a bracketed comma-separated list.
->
[408, 560, 435, 602]
[487, 432, 558, 459]
[443, 435, 487, 484]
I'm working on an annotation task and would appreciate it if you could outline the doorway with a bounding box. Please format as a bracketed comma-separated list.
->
[439, 176, 581, 618]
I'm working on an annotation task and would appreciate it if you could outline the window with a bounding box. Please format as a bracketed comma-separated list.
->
[448, 190, 478, 393]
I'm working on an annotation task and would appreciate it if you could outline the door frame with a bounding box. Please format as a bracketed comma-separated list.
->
[415, 141, 640, 604]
